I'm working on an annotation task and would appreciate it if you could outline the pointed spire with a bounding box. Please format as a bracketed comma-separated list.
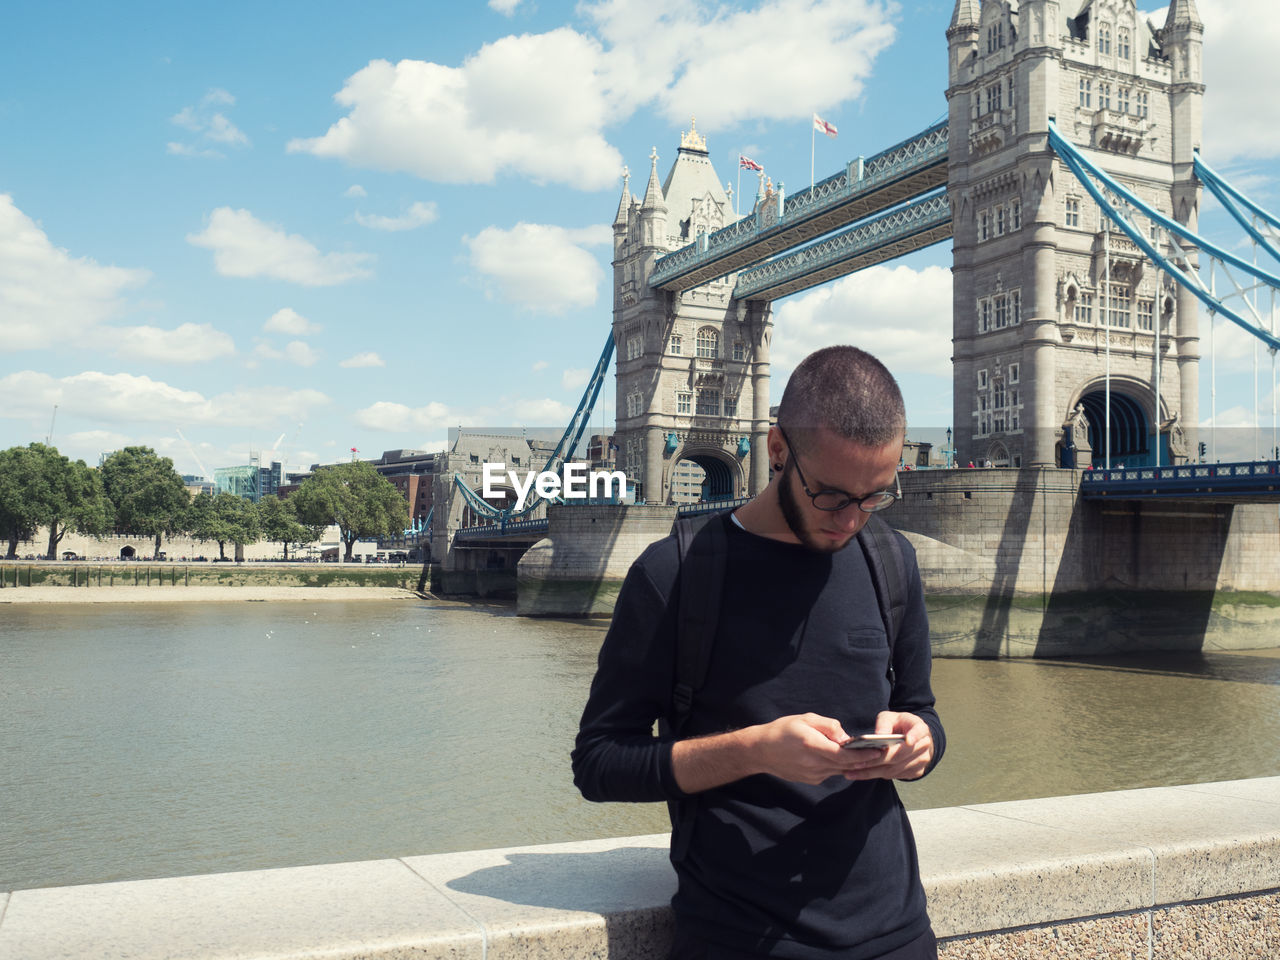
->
[949, 0, 981, 30]
[1164, 0, 1201, 29]
[614, 166, 631, 226]
[641, 147, 666, 212]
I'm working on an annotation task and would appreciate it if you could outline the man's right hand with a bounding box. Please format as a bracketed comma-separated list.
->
[672, 713, 885, 793]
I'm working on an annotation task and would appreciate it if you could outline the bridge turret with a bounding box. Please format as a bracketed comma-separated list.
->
[638, 148, 668, 250]
[947, 0, 980, 85]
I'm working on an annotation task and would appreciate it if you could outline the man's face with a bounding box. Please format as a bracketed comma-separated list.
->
[776, 428, 903, 554]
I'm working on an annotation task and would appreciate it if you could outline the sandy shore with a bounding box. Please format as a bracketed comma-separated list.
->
[0, 586, 423, 604]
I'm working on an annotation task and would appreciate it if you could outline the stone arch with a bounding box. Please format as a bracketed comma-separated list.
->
[668, 443, 744, 503]
[1066, 376, 1170, 467]
[120, 545, 136, 559]
[985, 440, 1011, 467]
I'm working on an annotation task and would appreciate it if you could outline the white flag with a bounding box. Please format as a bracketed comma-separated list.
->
[813, 114, 838, 139]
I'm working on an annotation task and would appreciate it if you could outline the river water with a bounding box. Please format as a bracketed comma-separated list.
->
[2, 599, 1279, 892]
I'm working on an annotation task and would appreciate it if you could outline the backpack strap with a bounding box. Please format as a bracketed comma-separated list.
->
[671, 511, 729, 733]
[856, 514, 908, 690]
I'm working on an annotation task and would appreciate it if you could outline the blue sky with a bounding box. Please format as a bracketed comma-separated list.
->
[2, 0, 1277, 478]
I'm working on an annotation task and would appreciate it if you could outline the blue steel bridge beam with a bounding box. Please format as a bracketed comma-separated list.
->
[649, 121, 950, 293]
[732, 192, 953, 302]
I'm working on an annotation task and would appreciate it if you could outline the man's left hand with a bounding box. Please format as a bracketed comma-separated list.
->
[841, 711, 934, 782]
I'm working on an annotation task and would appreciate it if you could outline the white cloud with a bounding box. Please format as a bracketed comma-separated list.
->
[489, 0, 523, 13]
[340, 351, 385, 368]
[0, 370, 330, 429]
[288, 30, 621, 190]
[354, 400, 453, 433]
[771, 264, 954, 377]
[1198, 0, 1280, 163]
[344, 184, 367, 198]
[532, 360, 549, 372]
[284, 340, 318, 367]
[264, 307, 320, 336]
[354, 201, 439, 231]
[100, 322, 236, 364]
[169, 89, 250, 154]
[562, 368, 589, 390]
[187, 207, 374, 286]
[0, 194, 151, 350]
[465, 222, 610, 312]
[288, 3, 896, 189]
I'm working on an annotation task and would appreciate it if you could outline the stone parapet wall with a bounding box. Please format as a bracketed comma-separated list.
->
[2, 779, 1277, 959]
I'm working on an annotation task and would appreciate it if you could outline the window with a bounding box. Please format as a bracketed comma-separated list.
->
[1137, 91, 1149, 118]
[1009, 362, 1020, 383]
[987, 21, 1005, 54]
[696, 327, 719, 358]
[723, 396, 738, 417]
[627, 392, 644, 418]
[626, 334, 643, 360]
[1137, 299, 1154, 331]
[1118, 28, 1131, 61]
[979, 211, 990, 242]
[1107, 285, 1131, 327]
[1079, 77, 1092, 108]
[1065, 197, 1081, 227]
[978, 369, 989, 389]
[1010, 199, 1021, 231]
[1099, 83, 1111, 111]
[979, 299, 991, 333]
[677, 392, 691, 414]
[1118, 87, 1130, 114]
[986, 83, 1003, 114]
[1010, 289, 1021, 325]
[732, 340, 746, 362]
[1075, 291, 1094, 323]
[669, 334, 682, 355]
[980, 396, 988, 412]
[695, 389, 720, 416]
[995, 295, 1009, 329]
[994, 384, 1007, 409]
[995, 205, 1006, 236]
[1099, 23, 1112, 55]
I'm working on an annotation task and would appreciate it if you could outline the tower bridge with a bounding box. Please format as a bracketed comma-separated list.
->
[430, 0, 1280, 643]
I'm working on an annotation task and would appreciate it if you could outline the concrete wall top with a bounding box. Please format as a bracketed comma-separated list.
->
[3, 778, 1279, 959]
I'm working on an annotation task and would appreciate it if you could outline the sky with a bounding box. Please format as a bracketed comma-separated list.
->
[3, 0, 1279, 479]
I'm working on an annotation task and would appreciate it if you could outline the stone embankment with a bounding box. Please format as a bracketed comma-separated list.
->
[2, 778, 1277, 959]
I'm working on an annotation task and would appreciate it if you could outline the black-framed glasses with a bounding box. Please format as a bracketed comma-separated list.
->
[778, 426, 901, 513]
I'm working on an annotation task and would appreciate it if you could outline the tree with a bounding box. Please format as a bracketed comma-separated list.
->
[257, 494, 315, 560]
[99, 446, 190, 558]
[290, 460, 408, 561]
[187, 491, 261, 561]
[31, 445, 111, 559]
[0, 446, 45, 558]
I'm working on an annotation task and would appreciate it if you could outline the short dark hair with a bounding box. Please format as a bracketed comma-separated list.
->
[777, 346, 906, 451]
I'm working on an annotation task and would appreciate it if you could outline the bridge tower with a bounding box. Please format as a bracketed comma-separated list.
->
[612, 123, 773, 503]
[946, 0, 1203, 468]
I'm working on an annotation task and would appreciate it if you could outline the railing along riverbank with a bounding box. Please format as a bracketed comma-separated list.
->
[0, 562, 420, 591]
[2, 778, 1277, 959]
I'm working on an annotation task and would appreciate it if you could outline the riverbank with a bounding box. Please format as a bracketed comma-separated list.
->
[0, 585, 422, 604]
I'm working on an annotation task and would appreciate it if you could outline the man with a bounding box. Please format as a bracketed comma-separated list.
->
[572, 346, 944, 960]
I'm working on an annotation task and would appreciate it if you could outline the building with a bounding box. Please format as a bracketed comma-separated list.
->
[946, 0, 1202, 468]
[213, 460, 283, 502]
[369, 449, 439, 528]
[611, 121, 774, 503]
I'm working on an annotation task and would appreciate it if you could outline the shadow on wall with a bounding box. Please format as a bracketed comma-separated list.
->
[1034, 497, 1228, 657]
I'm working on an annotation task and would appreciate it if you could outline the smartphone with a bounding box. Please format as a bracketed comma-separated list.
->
[840, 734, 905, 750]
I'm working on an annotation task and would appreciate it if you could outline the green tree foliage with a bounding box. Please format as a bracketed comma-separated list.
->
[290, 460, 408, 561]
[0, 443, 109, 559]
[256, 494, 315, 560]
[0, 445, 45, 558]
[99, 446, 190, 558]
[187, 490, 263, 561]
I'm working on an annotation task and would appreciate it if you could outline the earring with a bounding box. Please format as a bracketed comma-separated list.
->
[773, 462, 783, 471]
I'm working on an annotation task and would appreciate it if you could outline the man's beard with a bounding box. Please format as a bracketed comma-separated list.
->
[777, 460, 856, 554]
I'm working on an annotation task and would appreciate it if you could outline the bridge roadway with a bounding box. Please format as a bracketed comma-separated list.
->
[1080, 459, 1280, 503]
[648, 121, 949, 295]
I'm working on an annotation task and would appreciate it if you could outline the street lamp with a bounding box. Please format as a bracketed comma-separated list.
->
[945, 427, 954, 468]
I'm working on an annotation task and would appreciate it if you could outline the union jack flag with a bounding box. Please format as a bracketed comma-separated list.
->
[739, 155, 763, 171]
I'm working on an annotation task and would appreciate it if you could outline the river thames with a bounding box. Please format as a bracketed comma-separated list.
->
[2, 598, 1279, 892]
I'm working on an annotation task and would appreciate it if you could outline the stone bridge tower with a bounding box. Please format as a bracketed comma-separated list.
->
[947, 0, 1203, 468]
[612, 123, 773, 503]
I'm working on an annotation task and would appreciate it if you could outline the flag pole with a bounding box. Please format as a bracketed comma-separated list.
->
[736, 158, 741, 217]
[810, 119, 816, 190]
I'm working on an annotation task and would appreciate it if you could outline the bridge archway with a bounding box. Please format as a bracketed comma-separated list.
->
[668, 446, 743, 503]
[1070, 380, 1164, 468]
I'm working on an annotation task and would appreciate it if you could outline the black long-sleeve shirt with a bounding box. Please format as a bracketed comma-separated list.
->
[572, 515, 945, 959]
